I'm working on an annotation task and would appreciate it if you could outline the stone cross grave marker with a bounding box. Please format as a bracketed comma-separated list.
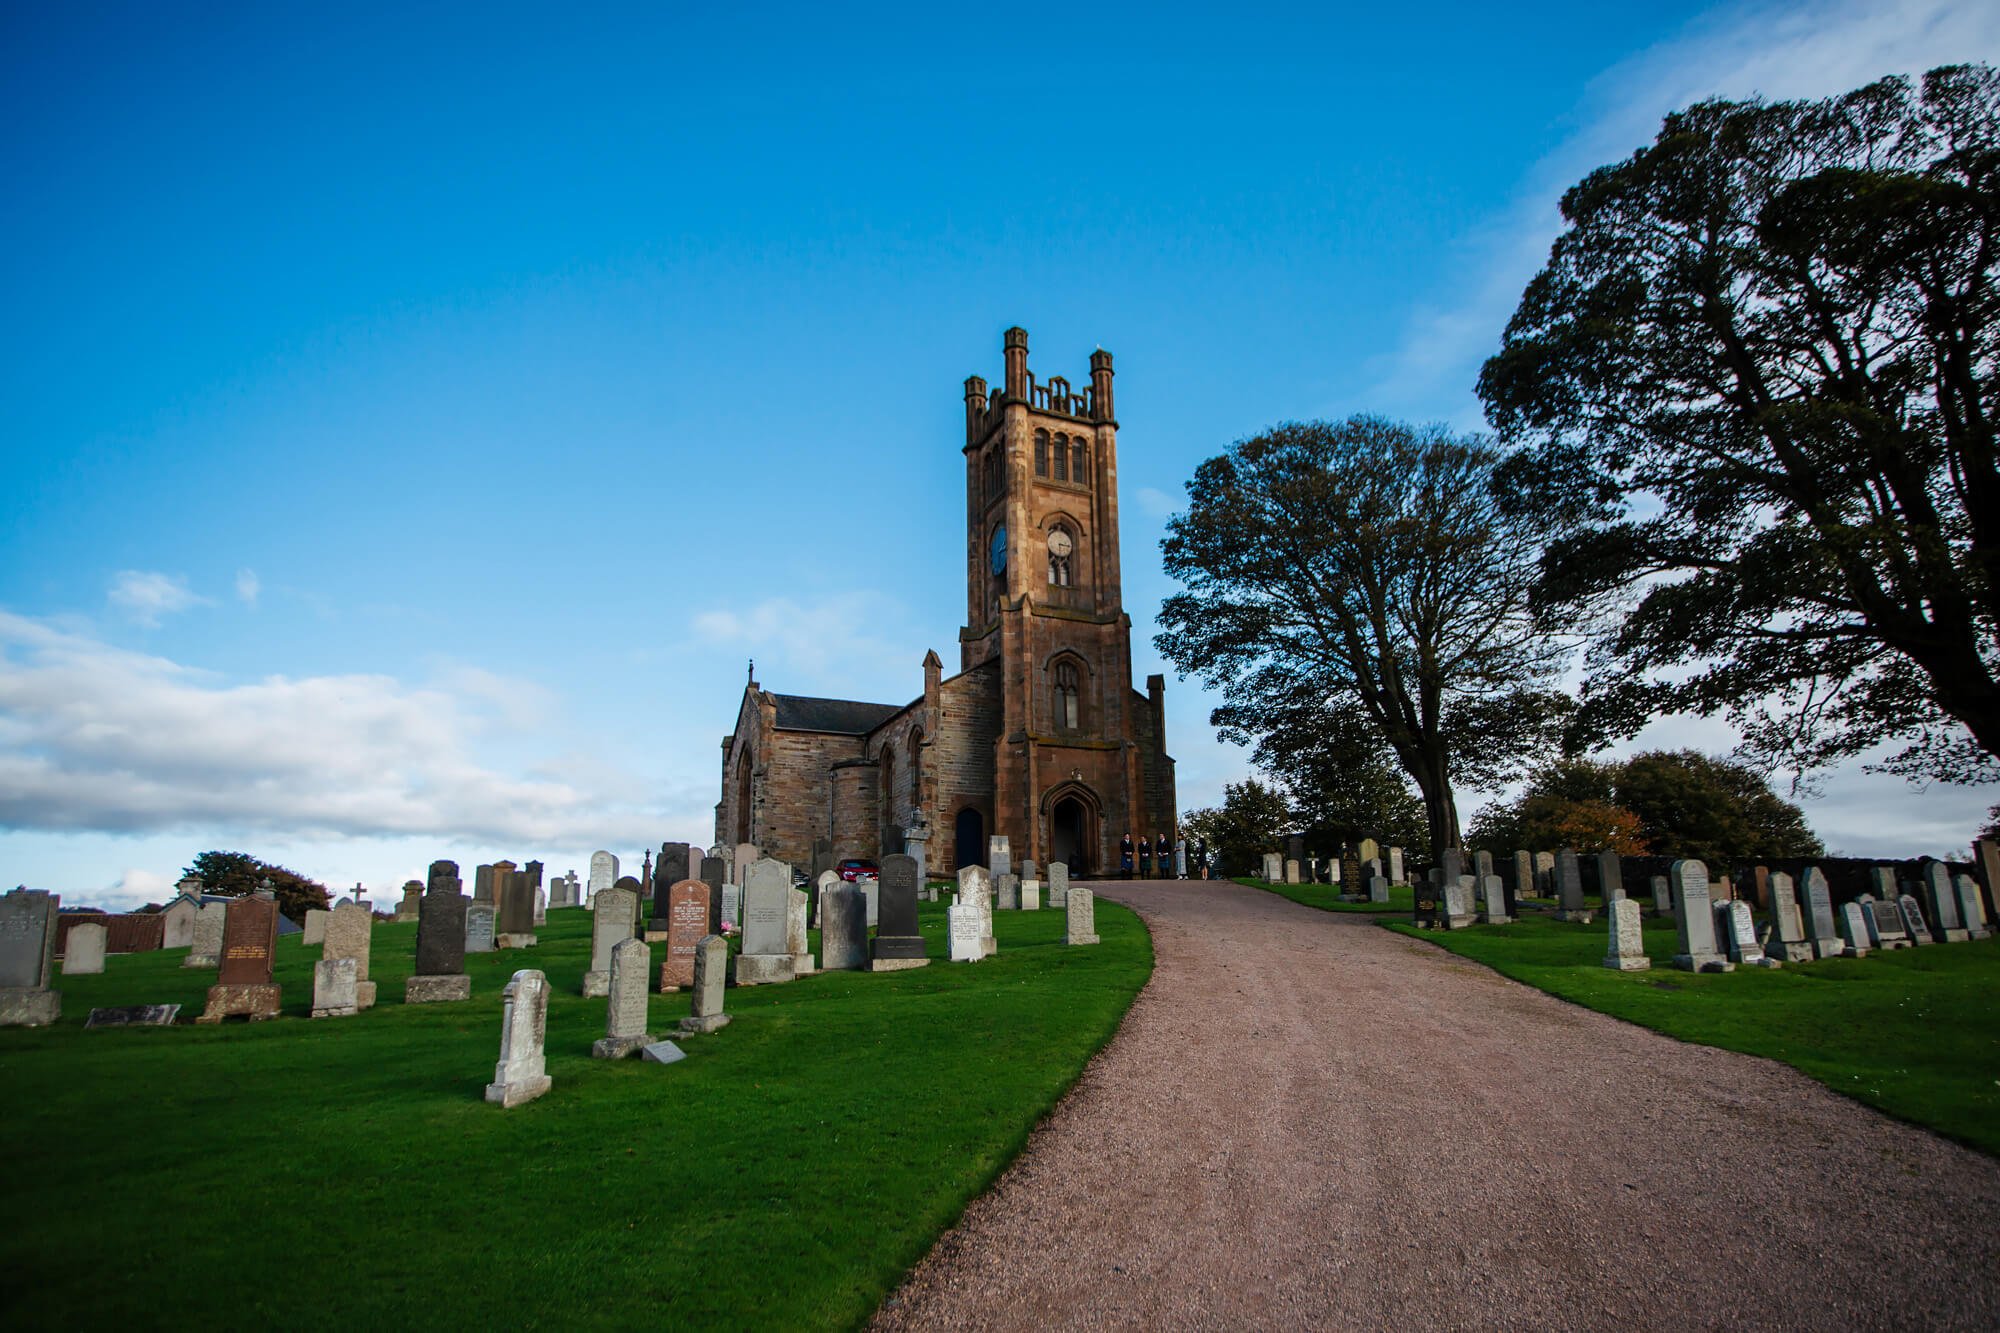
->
[593, 937, 654, 1059]
[583, 880, 640, 997]
[484, 970, 553, 1107]
[680, 936, 732, 1033]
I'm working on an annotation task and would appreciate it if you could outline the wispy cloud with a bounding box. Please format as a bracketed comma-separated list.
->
[235, 568, 261, 607]
[694, 591, 929, 699]
[107, 570, 207, 626]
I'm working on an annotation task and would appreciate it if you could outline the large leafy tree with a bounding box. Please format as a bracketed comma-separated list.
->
[1180, 778, 1293, 877]
[184, 850, 331, 923]
[1480, 65, 2000, 787]
[1216, 689, 1430, 857]
[1157, 417, 1571, 853]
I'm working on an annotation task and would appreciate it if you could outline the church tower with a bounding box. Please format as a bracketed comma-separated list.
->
[959, 327, 1176, 874]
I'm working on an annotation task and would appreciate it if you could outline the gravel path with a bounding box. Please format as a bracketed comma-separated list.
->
[875, 878, 2000, 1331]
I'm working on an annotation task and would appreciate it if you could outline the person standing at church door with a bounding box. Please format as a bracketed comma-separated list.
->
[1196, 838, 1209, 880]
[1137, 836, 1152, 877]
[1155, 833, 1170, 878]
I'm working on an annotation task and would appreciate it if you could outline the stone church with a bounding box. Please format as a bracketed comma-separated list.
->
[715, 327, 1177, 876]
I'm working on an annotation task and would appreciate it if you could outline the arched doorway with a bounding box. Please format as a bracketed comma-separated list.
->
[954, 807, 986, 870]
[1052, 796, 1089, 875]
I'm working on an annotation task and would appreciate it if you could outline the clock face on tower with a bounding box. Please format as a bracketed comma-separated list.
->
[989, 525, 1008, 574]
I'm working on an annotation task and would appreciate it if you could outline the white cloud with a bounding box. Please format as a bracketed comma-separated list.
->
[109, 867, 170, 904]
[694, 592, 928, 700]
[1362, 0, 2000, 422]
[235, 568, 261, 607]
[0, 609, 660, 847]
[107, 570, 207, 626]
[1134, 486, 1179, 519]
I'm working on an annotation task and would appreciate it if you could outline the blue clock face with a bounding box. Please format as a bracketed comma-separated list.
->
[989, 525, 1008, 574]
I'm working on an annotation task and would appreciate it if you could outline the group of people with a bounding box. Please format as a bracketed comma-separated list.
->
[1118, 832, 1212, 880]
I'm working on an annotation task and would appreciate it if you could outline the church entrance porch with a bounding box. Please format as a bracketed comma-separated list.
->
[1044, 784, 1099, 878]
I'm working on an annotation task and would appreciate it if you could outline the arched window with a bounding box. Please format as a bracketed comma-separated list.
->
[1052, 432, 1069, 482]
[1071, 437, 1088, 482]
[1054, 660, 1081, 730]
[983, 449, 1000, 502]
[1048, 527, 1074, 587]
[1034, 429, 1048, 477]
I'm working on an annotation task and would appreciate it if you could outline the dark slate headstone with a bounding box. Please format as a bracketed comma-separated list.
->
[218, 896, 278, 986]
[872, 853, 927, 962]
[699, 855, 726, 934]
[86, 1004, 181, 1028]
[428, 859, 463, 897]
[0, 888, 59, 990]
[498, 871, 535, 936]
[653, 843, 691, 924]
[473, 864, 496, 903]
[416, 883, 469, 976]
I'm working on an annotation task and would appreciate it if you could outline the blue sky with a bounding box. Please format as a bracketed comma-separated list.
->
[4, 1, 1997, 908]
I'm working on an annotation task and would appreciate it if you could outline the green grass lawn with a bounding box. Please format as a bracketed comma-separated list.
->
[0, 897, 1151, 1329]
[1236, 876, 1414, 914]
[1382, 913, 2000, 1157]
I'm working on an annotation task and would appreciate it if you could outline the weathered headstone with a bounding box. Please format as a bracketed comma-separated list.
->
[1440, 874, 1476, 929]
[85, 1004, 179, 1028]
[302, 908, 329, 947]
[1955, 874, 1990, 940]
[1719, 899, 1776, 967]
[1860, 896, 1910, 950]
[311, 956, 359, 1018]
[198, 893, 282, 1021]
[679, 936, 732, 1033]
[582, 879, 640, 997]
[733, 843, 759, 885]
[787, 888, 813, 976]
[1650, 875, 1672, 914]
[1048, 861, 1069, 908]
[652, 842, 691, 930]
[873, 853, 930, 971]
[820, 884, 869, 970]
[1919, 862, 1967, 942]
[1603, 898, 1650, 971]
[185, 902, 226, 969]
[989, 835, 1012, 879]
[955, 865, 994, 960]
[996, 873, 1020, 911]
[1596, 851, 1624, 902]
[588, 851, 618, 907]
[465, 903, 496, 953]
[1554, 848, 1592, 923]
[660, 880, 710, 992]
[700, 856, 727, 934]
[1839, 902, 1872, 956]
[1765, 872, 1816, 963]
[1064, 882, 1099, 945]
[484, 970, 553, 1107]
[1975, 838, 2000, 927]
[1480, 875, 1510, 925]
[473, 864, 496, 904]
[1511, 851, 1535, 905]
[1284, 858, 1301, 885]
[1534, 851, 1555, 895]
[406, 862, 472, 1003]
[497, 869, 537, 948]
[721, 884, 742, 928]
[1021, 879, 1042, 911]
[947, 902, 984, 962]
[1669, 860, 1731, 972]
[63, 923, 106, 975]
[1368, 875, 1389, 904]
[1261, 852, 1283, 883]
[395, 880, 422, 922]
[324, 901, 376, 1009]
[734, 858, 796, 985]
[1388, 847, 1405, 886]
[593, 937, 654, 1059]
[160, 897, 198, 949]
[0, 888, 61, 1027]
[642, 1040, 685, 1064]
[1898, 894, 1933, 945]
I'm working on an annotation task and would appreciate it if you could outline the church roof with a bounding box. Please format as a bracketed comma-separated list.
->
[770, 692, 907, 735]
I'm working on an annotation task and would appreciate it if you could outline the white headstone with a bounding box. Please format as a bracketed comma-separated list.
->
[947, 903, 983, 962]
[483, 970, 553, 1108]
[1603, 898, 1650, 971]
[1064, 882, 1099, 946]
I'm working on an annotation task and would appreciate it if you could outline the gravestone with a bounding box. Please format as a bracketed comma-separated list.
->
[906, 820, 932, 891]
[1474, 850, 1494, 882]
[1359, 837, 1380, 864]
[1596, 851, 1624, 902]
[593, 938, 654, 1059]
[733, 858, 796, 985]
[406, 863, 472, 1003]
[1284, 858, 1301, 885]
[1480, 875, 1510, 925]
[1603, 898, 1650, 971]
[680, 936, 732, 1033]
[1869, 866, 1900, 901]
[1022, 879, 1041, 911]
[1669, 860, 1731, 972]
[1511, 852, 1535, 905]
[1064, 883, 1099, 945]
[484, 970, 553, 1107]
[1765, 872, 1816, 963]
[1387, 847, 1405, 886]
[198, 893, 282, 1021]
[1976, 838, 2000, 926]
[1534, 851, 1555, 894]
[810, 836, 835, 888]
[1919, 862, 1967, 942]
[642, 1040, 686, 1065]
[311, 957, 359, 1019]
[185, 902, 226, 968]
[584, 879, 640, 997]
[1860, 897, 1909, 949]
[1368, 875, 1389, 904]
[988, 836, 1012, 879]
[498, 870, 537, 948]
[948, 903, 984, 962]
[1554, 848, 1592, 923]
[588, 851, 618, 907]
[465, 903, 496, 953]
[1342, 850, 1363, 899]
[1839, 902, 1873, 956]
[473, 864, 496, 904]
[1800, 868, 1843, 958]
[733, 843, 759, 885]
[652, 843, 692, 930]
[699, 856, 726, 934]
[787, 888, 813, 976]
[63, 923, 106, 975]
[1650, 875, 1671, 914]
[1440, 875, 1476, 930]
[1720, 900, 1776, 967]
[820, 885, 869, 971]
[324, 902, 376, 1009]
[996, 873, 1020, 911]
[1048, 862, 1069, 909]
[1955, 874, 1990, 940]
[956, 866, 995, 960]
[1261, 852, 1283, 883]
[302, 908, 329, 947]
[85, 1004, 179, 1028]
[721, 884, 742, 928]
[660, 880, 710, 992]
[160, 897, 198, 949]
[1751, 865, 1771, 910]
[395, 880, 422, 922]
[872, 853, 930, 971]
[0, 888, 61, 1027]
[1898, 895, 1933, 945]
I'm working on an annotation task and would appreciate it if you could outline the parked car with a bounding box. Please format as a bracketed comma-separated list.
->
[836, 858, 879, 882]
